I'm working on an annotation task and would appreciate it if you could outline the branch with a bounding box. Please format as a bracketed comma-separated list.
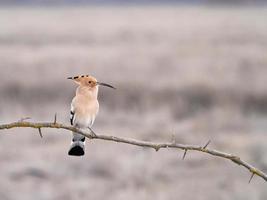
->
[0, 121, 266, 183]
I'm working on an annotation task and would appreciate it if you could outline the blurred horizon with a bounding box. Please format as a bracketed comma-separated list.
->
[1, 0, 267, 6]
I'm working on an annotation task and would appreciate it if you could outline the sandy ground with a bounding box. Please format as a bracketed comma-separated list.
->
[0, 5, 267, 200]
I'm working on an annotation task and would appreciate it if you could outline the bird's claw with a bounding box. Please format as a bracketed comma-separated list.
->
[88, 128, 97, 137]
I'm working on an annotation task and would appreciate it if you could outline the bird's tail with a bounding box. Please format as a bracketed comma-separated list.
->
[68, 132, 85, 156]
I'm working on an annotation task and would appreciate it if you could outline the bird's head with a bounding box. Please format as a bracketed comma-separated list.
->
[67, 75, 116, 90]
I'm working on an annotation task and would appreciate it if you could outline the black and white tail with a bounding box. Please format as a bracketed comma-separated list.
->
[68, 133, 85, 156]
[68, 109, 85, 156]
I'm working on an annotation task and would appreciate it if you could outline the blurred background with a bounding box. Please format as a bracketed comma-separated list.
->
[0, 0, 267, 200]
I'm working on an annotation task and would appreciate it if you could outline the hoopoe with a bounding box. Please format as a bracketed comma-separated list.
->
[67, 75, 115, 156]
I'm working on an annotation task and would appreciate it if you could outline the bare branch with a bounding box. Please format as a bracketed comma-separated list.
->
[0, 121, 266, 182]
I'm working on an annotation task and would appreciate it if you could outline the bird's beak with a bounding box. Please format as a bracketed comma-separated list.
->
[97, 82, 116, 89]
[67, 77, 73, 80]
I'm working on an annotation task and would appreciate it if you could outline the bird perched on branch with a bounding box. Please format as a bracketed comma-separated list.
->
[67, 75, 115, 156]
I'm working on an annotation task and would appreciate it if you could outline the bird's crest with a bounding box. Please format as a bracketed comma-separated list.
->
[67, 75, 90, 80]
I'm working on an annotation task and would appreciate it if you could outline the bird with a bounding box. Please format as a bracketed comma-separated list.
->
[67, 75, 115, 156]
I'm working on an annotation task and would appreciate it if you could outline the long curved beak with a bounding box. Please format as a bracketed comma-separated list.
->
[97, 82, 116, 89]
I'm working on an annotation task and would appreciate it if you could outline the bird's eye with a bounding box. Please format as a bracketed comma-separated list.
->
[88, 81, 92, 84]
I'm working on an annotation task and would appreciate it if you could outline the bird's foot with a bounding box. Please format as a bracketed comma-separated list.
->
[88, 127, 97, 137]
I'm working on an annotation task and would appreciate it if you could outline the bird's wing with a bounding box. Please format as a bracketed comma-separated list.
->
[70, 103, 75, 126]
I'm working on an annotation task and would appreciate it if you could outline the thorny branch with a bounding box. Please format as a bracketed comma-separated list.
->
[0, 120, 266, 183]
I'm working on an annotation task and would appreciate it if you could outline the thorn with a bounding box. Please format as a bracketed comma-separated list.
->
[19, 117, 31, 122]
[203, 140, 211, 149]
[248, 173, 255, 184]
[54, 113, 57, 124]
[171, 133, 176, 144]
[38, 128, 43, 138]
[155, 147, 160, 152]
[182, 149, 188, 160]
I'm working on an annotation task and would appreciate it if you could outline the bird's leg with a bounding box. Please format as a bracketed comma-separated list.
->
[88, 127, 97, 137]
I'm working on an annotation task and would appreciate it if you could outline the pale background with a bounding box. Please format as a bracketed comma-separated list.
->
[0, 2, 267, 200]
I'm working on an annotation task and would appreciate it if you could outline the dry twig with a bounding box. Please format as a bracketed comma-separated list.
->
[0, 120, 266, 183]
